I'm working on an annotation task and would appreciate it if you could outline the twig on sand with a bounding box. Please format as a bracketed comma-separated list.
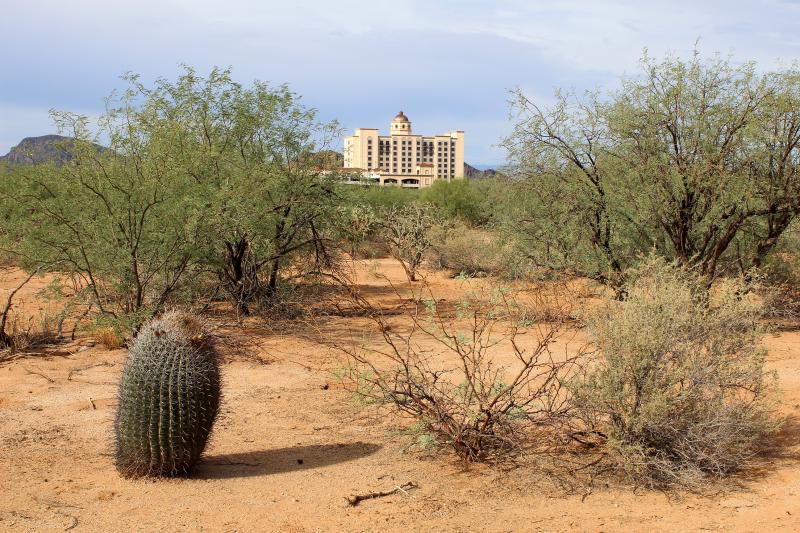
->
[345, 481, 419, 506]
[67, 361, 116, 385]
[22, 366, 55, 383]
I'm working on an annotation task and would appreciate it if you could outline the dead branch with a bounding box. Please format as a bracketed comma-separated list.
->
[67, 361, 114, 382]
[345, 481, 418, 506]
[1, 266, 44, 347]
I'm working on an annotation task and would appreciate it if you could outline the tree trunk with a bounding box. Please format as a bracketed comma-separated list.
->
[222, 237, 252, 315]
[267, 257, 280, 295]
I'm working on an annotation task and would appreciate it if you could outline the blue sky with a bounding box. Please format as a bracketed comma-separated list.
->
[2, 1, 799, 165]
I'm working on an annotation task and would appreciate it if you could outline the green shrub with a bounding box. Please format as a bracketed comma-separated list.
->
[340, 184, 417, 212]
[575, 255, 779, 487]
[419, 179, 485, 225]
[333, 204, 378, 258]
[114, 312, 221, 477]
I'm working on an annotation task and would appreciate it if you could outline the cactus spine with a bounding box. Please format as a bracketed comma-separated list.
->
[114, 312, 220, 477]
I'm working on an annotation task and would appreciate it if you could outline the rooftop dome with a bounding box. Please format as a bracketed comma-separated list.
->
[392, 111, 410, 123]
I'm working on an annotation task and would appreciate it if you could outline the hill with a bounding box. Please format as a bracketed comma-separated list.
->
[0, 135, 76, 165]
[464, 163, 502, 180]
[0, 135, 106, 165]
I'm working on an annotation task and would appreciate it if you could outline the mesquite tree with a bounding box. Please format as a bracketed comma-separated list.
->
[504, 51, 800, 288]
[1, 106, 202, 326]
[125, 68, 343, 315]
[0, 67, 343, 323]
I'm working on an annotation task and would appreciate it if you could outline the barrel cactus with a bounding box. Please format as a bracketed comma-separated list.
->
[114, 312, 221, 477]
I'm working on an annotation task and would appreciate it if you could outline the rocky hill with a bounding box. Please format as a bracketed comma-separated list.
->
[311, 149, 345, 167]
[464, 163, 502, 180]
[0, 135, 77, 165]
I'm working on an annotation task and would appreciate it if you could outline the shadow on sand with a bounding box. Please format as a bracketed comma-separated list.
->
[733, 414, 800, 484]
[194, 442, 381, 480]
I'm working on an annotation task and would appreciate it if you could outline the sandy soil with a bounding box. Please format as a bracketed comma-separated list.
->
[1, 260, 799, 532]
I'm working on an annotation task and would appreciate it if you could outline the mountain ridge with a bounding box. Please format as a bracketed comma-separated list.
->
[0, 134, 106, 165]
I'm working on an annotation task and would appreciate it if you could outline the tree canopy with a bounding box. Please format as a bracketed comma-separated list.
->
[504, 51, 800, 288]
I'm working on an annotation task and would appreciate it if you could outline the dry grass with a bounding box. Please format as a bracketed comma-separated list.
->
[0, 309, 61, 362]
[94, 327, 123, 350]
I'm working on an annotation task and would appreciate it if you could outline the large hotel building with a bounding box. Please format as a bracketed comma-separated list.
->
[343, 111, 464, 188]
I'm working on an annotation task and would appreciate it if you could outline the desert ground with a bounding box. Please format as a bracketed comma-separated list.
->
[1, 259, 799, 533]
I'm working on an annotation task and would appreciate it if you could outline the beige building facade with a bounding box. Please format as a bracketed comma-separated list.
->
[343, 111, 464, 188]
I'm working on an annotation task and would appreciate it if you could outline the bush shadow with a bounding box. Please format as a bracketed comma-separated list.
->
[733, 414, 800, 484]
[195, 441, 381, 480]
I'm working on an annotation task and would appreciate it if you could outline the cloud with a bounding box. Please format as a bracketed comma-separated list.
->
[2, 0, 799, 163]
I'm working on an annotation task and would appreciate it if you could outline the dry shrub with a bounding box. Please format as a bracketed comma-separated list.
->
[379, 203, 439, 282]
[430, 224, 535, 280]
[574, 255, 780, 488]
[94, 327, 124, 349]
[518, 282, 583, 324]
[0, 309, 60, 361]
[336, 279, 586, 463]
[1, 268, 62, 361]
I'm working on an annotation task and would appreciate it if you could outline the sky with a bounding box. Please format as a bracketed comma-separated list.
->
[1, 1, 800, 166]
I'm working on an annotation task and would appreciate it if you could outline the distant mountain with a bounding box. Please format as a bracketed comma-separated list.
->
[0, 135, 105, 165]
[311, 149, 344, 167]
[464, 163, 502, 180]
[0, 135, 75, 165]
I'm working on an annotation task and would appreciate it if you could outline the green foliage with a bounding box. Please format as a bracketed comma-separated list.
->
[339, 183, 417, 212]
[1, 118, 202, 324]
[575, 255, 779, 487]
[760, 221, 800, 321]
[504, 50, 800, 287]
[332, 204, 378, 258]
[114, 312, 220, 477]
[419, 179, 486, 226]
[0, 67, 342, 324]
[129, 67, 342, 313]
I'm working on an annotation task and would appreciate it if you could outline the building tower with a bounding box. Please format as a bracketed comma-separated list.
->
[390, 111, 412, 136]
